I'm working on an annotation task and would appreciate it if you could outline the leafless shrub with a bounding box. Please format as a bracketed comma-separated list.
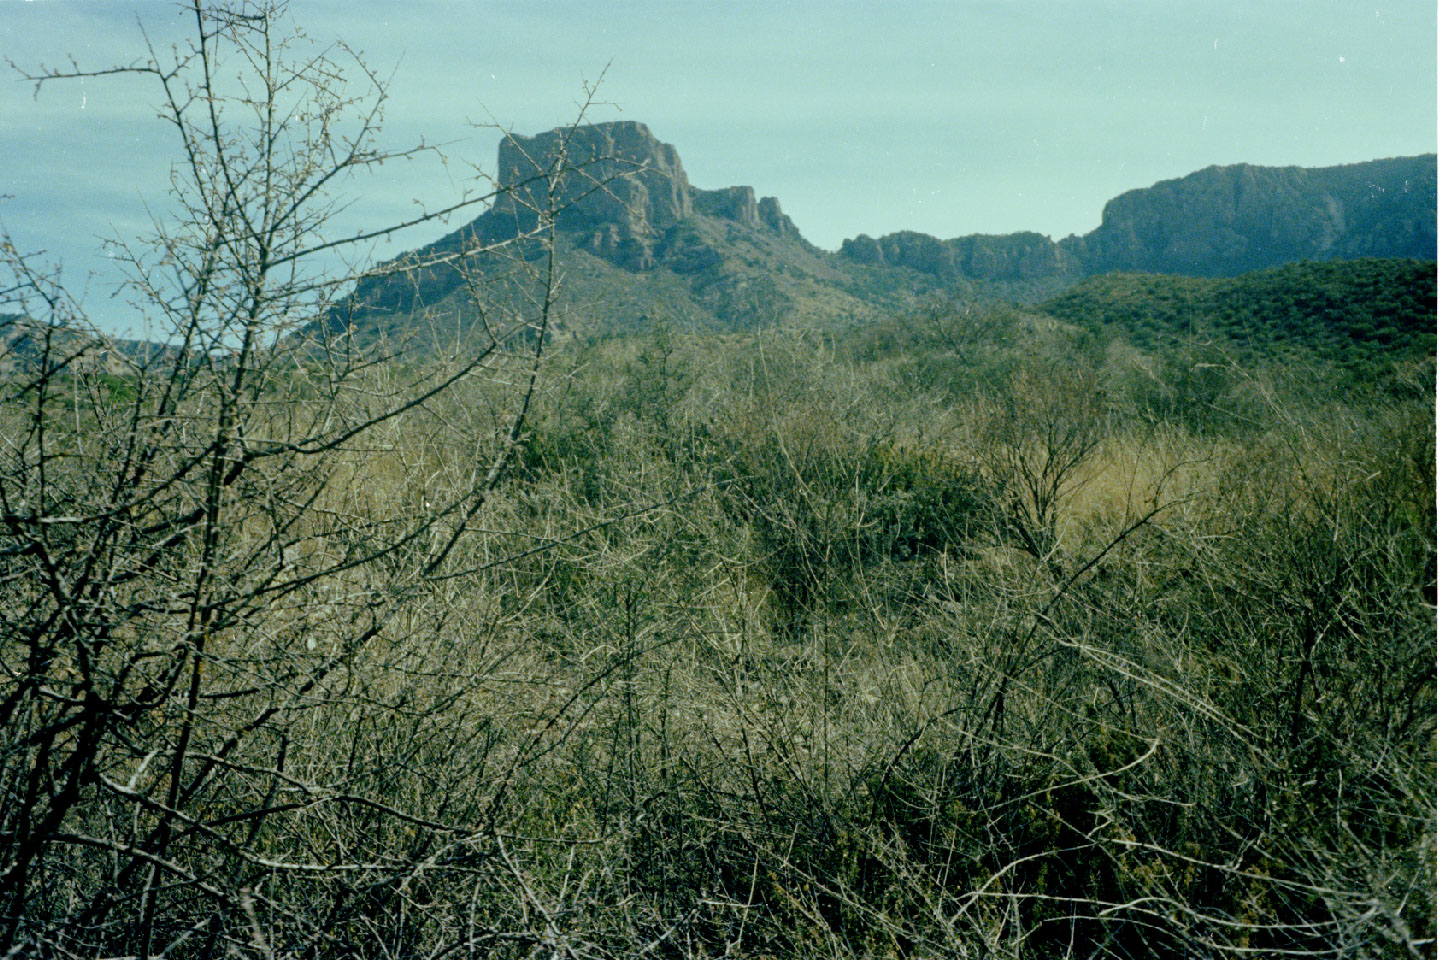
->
[0, 3, 642, 956]
[973, 361, 1109, 564]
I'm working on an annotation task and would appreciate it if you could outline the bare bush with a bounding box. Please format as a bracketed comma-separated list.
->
[975, 361, 1108, 564]
[0, 3, 639, 956]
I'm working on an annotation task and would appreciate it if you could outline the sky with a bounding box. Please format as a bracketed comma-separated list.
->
[1, 0, 1435, 334]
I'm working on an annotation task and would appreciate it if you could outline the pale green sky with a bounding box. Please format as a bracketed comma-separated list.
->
[2, 1, 1435, 332]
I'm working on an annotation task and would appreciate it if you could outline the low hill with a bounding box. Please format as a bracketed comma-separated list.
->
[0, 314, 169, 376]
[1040, 258, 1436, 377]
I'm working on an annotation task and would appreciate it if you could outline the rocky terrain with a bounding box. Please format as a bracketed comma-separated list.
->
[842, 154, 1437, 281]
[331, 123, 1434, 339]
[335, 122, 880, 339]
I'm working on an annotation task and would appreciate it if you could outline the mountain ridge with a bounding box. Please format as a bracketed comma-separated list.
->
[842, 154, 1437, 282]
[336, 123, 1435, 335]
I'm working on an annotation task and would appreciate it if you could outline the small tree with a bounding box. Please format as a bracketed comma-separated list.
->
[0, 3, 611, 955]
[978, 362, 1107, 564]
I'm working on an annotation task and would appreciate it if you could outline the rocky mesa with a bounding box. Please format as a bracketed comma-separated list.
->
[842, 154, 1437, 282]
[475, 120, 804, 271]
[336, 123, 1436, 338]
[337, 121, 866, 334]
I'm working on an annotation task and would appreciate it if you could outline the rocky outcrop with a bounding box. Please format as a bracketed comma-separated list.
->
[477, 122, 807, 271]
[842, 155, 1437, 282]
[693, 185, 759, 226]
[492, 122, 689, 230]
[840, 230, 1081, 282]
[483, 121, 692, 269]
[1067, 155, 1438, 276]
[759, 196, 802, 239]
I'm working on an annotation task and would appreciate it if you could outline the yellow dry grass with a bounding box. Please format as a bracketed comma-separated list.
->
[1063, 429, 1219, 528]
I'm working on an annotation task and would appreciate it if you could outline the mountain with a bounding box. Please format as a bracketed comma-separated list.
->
[841, 155, 1437, 282]
[839, 230, 1083, 283]
[334, 123, 1435, 338]
[0, 314, 169, 376]
[1063, 156, 1437, 275]
[335, 121, 896, 340]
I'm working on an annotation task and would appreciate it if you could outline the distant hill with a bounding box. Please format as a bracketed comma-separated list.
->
[1040, 258, 1436, 377]
[332, 123, 1436, 340]
[842, 155, 1436, 282]
[1063, 156, 1437, 275]
[0, 314, 168, 376]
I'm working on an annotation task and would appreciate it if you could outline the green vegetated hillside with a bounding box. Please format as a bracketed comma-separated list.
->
[1041, 257, 1437, 386]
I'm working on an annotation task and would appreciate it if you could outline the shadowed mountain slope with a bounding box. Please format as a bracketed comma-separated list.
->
[1063, 155, 1437, 275]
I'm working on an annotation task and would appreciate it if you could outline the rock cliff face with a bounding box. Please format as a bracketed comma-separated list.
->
[482, 121, 802, 271]
[337, 125, 1435, 336]
[842, 155, 1437, 282]
[759, 196, 802, 239]
[499, 122, 688, 226]
[841, 230, 1081, 282]
[1066, 155, 1438, 275]
[693, 185, 758, 226]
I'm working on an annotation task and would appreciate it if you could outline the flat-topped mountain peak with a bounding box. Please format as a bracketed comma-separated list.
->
[481, 120, 801, 271]
[335, 121, 838, 334]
